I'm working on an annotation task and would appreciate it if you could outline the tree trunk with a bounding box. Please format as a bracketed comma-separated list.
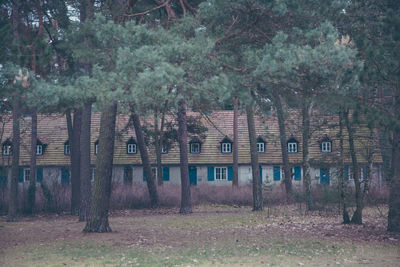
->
[302, 99, 313, 210]
[233, 97, 239, 187]
[84, 102, 117, 232]
[246, 104, 263, 211]
[79, 103, 92, 221]
[8, 96, 20, 222]
[156, 100, 168, 186]
[344, 110, 362, 224]
[27, 108, 37, 214]
[271, 90, 292, 198]
[131, 109, 159, 208]
[339, 111, 350, 223]
[388, 92, 400, 232]
[178, 98, 192, 214]
[67, 109, 82, 216]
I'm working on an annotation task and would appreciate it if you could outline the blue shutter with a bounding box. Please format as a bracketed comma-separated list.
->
[273, 166, 281, 181]
[207, 167, 214, 181]
[36, 168, 43, 182]
[345, 166, 349, 180]
[228, 167, 233, 181]
[162, 167, 170, 181]
[18, 168, 23, 182]
[294, 166, 301, 180]
[259, 166, 263, 184]
[143, 168, 146, 181]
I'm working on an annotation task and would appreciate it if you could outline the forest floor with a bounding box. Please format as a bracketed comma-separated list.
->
[0, 204, 399, 266]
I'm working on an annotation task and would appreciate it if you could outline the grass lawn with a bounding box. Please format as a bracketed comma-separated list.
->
[0, 205, 399, 266]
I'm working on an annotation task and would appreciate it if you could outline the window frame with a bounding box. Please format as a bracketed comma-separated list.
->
[321, 141, 332, 153]
[287, 142, 298, 153]
[64, 141, 70, 156]
[36, 144, 43, 156]
[257, 142, 265, 153]
[2, 144, 12, 156]
[23, 168, 30, 183]
[127, 143, 137, 154]
[94, 141, 99, 155]
[161, 145, 168, 154]
[215, 167, 228, 180]
[190, 142, 201, 154]
[221, 142, 232, 154]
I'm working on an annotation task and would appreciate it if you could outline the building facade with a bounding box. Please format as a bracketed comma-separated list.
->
[0, 111, 384, 189]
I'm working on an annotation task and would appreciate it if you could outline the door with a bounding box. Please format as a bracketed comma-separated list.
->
[320, 168, 330, 185]
[189, 166, 197, 186]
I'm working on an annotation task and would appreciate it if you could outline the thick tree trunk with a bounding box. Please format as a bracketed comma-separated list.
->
[271, 90, 292, 198]
[233, 97, 239, 187]
[79, 103, 92, 221]
[8, 96, 20, 222]
[388, 93, 400, 232]
[84, 103, 117, 232]
[302, 100, 313, 210]
[246, 105, 263, 211]
[339, 111, 350, 223]
[344, 110, 362, 224]
[178, 98, 192, 214]
[67, 109, 82, 215]
[131, 110, 159, 208]
[27, 108, 37, 214]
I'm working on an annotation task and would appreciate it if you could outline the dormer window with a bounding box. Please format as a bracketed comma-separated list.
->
[287, 138, 298, 153]
[94, 140, 99, 155]
[126, 138, 137, 154]
[257, 136, 267, 153]
[64, 140, 70, 156]
[2, 140, 12, 156]
[36, 140, 46, 156]
[190, 142, 201, 154]
[320, 135, 332, 153]
[220, 136, 233, 154]
[161, 145, 168, 154]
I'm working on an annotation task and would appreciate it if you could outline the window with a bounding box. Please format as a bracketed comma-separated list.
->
[215, 167, 227, 180]
[127, 143, 137, 154]
[221, 142, 232, 153]
[321, 141, 332, 153]
[257, 142, 265, 153]
[36, 144, 43, 155]
[23, 168, 30, 182]
[190, 142, 201, 154]
[152, 167, 157, 180]
[161, 145, 168, 154]
[64, 141, 70, 155]
[291, 166, 302, 180]
[94, 140, 98, 155]
[287, 140, 298, 153]
[2, 143, 12, 156]
[126, 138, 137, 154]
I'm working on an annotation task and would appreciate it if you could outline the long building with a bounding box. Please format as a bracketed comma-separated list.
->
[0, 110, 384, 188]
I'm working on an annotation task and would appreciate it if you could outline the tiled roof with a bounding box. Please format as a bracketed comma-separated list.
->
[0, 110, 383, 167]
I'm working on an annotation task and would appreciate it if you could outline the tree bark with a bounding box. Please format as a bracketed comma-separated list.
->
[178, 98, 192, 214]
[8, 96, 20, 222]
[155, 100, 168, 186]
[27, 107, 37, 214]
[339, 111, 350, 223]
[131, 109, 159, 208]
[271, 90, 292, 198]
[344, 110, 362, 224]
[84, 102, 117, 232]
[66, 109, 82, 215]
[302, 99, 313, 210]
[79, 103, 91, 221]
[388, 92, 400, 232]
[232, 97, 239, 187]
[246, 104, 263, 211]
